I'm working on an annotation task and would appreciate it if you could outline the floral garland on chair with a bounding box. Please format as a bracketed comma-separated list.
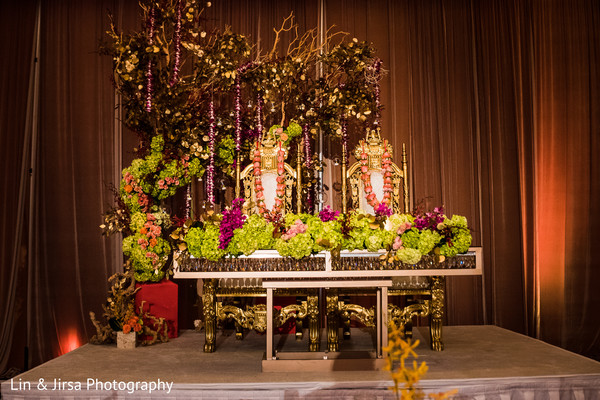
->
[360, 139, 394, 209]
[252, 142, 287, 215]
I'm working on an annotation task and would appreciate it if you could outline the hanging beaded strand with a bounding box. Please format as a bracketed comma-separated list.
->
[206, 99, 216, 204]
[234, 75, 242, 153]
[169, 0, 182, 87]
[185, 184, 191, 219]
[256, 93, 264, 141]
[145, 7, 155, 112]
[373, 58, 382, 126]
[341, 116, 349, 166]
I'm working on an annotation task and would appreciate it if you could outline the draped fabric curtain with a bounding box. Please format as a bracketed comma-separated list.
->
[530, 0, 600, 356]
[1, 0, 599, 374]
[0, 0, 38, 375]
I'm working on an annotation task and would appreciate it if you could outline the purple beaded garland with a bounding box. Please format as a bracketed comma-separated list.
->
[145, 7, 155, 113]
[374, 58, 382, 126]
[169, 1, 182, 87]
[207, 99, 216, 204]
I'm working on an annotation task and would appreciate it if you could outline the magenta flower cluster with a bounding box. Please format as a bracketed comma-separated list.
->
[318, 205, 340, 222]
[414, 206, 445, 231]
[218, 198, 247, 249]
[374, 203, 393, 217]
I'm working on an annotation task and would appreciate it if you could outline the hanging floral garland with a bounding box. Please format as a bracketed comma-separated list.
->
[145, 7, 155, 112]
[252, 142, 286, 215]
[302, 123, 313, 211]
[360, 140, 393, 209]
[206, 98, 216, 204]
[273, 145, 287, 213]
[169, 0, 182, 87]
[373, 58, 382, 126]
[252, 144, 267, 214]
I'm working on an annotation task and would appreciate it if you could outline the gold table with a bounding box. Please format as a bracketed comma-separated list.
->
[174, 247, 482, 359]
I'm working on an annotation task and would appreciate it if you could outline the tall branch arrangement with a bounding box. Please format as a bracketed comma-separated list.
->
[102, 0, 384, 282]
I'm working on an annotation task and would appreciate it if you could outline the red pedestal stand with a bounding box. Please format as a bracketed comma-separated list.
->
[135, 280, 178, 338]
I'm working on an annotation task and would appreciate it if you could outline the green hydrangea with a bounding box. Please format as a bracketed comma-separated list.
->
[122, 233, 170, 282]
[396, 248, 422, 265]
[229, 214, 274, 256]
[417, 229, 442, 255]
[341, 212, 373, 251]
[185, 227, 204, 258]
[386, 213, 414, 233]
[439, 228, 472, 257]
[400, 228, 421, 249]
[275, 233, 314, 259]
[185, 224, 226, 261]
[130, 212, 147, 232]
[365, 229, 388, 252]
[286, 121, 302, 139]
[312, 220, 343, 251]
[446, 214, 468, 229]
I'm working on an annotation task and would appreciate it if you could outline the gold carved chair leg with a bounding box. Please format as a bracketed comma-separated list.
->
[429, 276, 445, 351]
[326, 289, 340, 352]
[202, 279, 217, 352]
[307, 291, 320, 351]
[388, 301, 430, 339]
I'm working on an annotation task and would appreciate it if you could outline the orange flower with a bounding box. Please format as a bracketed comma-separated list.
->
[133, 323, 142, 333]
[149, 238, 158, 247]
[122, 324, 132, 334]
[140, 227, 147, 235]
[124, 184, 133, 193]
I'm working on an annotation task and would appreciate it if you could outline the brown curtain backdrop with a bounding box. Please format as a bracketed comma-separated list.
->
[1, 0, 599, 374]
[530, 0, 600, 355]
[0, 0, 38, 375]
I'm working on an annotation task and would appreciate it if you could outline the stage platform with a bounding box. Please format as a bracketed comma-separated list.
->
[2, 325, 600, 399]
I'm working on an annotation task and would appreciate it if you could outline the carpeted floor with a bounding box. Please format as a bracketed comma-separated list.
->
[2, 325, 600, 399]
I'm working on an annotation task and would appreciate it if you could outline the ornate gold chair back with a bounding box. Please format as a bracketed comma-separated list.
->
[346, 128, 410, 214]
[239, 131, 296, 215]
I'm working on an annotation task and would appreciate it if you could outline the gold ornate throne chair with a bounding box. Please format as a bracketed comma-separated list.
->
[200, 131, 320, 352]
[331, 129, 442, 351]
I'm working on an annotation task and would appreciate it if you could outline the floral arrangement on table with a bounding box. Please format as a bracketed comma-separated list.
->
[179, 201, 472, 264]
[100, 0, 390, 283]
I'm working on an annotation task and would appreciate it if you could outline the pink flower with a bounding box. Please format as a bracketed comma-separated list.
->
[393, 236, 403, 250]
[397, 222, 412, 235]
[293, 219, 307, 234]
